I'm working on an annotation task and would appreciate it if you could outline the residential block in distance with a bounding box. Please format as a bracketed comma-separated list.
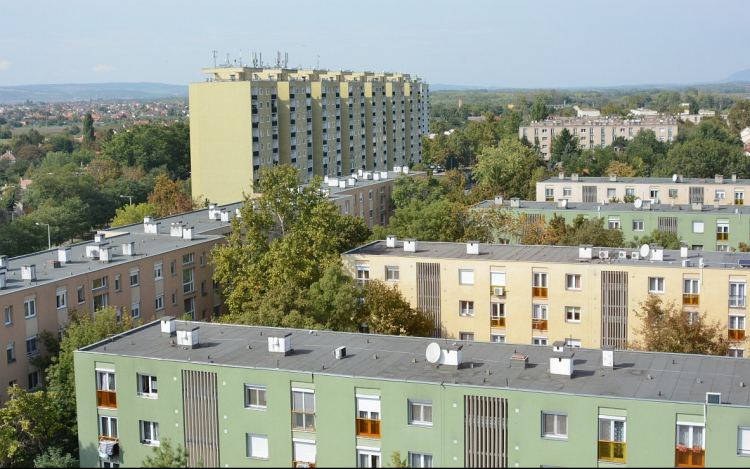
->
[75, 318, 750, 468]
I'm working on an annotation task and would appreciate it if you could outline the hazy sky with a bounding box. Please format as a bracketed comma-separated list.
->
[1, 0, 747, 89]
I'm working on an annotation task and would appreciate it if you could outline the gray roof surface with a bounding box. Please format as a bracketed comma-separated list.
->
[540, 176, 750, 185]
[344, 240, 750, 271]
[0, 202, 242, 297]
[472, 199, 750, 215]
[80, 320, 750, 407]
[305, 170, 426, 197]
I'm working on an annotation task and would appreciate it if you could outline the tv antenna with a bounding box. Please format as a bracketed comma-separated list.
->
[211, 50, 218, 68]
[251, 52, 259, 67]
[316, 55, 320, 70]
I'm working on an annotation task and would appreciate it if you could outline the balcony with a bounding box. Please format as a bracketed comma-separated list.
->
[717, 232, 729, 241]
[729, 296, 746, 308]
[532, 319, 548, 331]
[729, 329, 746, 341]
[97, 390, 117, 408]
[293, 462, 316, 468]
[98, 436, 119, 457]
[356, 418, 381, 438]
[675, 447, 704, 468]
[736, 199, 744, 206]
[683, 294, 700, 306]
[491, 317, 506, 328]
[598, 440, 626, 464]
[532, 287, 548, 299]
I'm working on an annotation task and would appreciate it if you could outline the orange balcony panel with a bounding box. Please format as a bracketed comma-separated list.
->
[598, 440, 626, 464]
[683, 294, 700, 306]
[717, 233, 729, 241]
[532, 319, 548, 331]
[675, 447, 705, 468]
[293, 462, 316, 468]
[491, 318, 506, 328]
[532, 287, 548, 299]
[729, 329, 746, 341]
[356, 418, 381, 439]
[96, 390, 117, 408]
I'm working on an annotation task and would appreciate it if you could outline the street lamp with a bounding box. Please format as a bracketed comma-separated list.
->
[35, 222, 51, 250]
[119, 195, 133, 206]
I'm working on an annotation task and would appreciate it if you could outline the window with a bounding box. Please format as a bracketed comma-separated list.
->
[717, 220, 730, 241]
[566, 338, 582, 348]
[730, 282, 746, 308]
[130, 269, 140, 287]
[545, 187, 554, 201]
[716, 190, 726, 200]
[459, 301, 474, 317]
[293, 440, 317, 467]
[566, 274, 581, 290]
[460, 332, 474, 341]
[533, 272, 548, 298]
[131, 302, 140, 319]
[684, 278, 700, 302]
[56, 290, 67, 309]
[292, 389, 316, 431]
[93, 293, 108, 311]
[170, 260, 176, 276]
[24, 298, 36, 318]
[625, 188, 635, 197]
[649, 277, 665, 294]
[385, 266, 399, 282]
[138, 374, 158, 397]
[409, 453, 433, 468]
[491, 303, 506, 327]
[114, 275, 121, 292]
[184, 297, 195, 319]
[739, 427, 750, 455]
[490, 334, 506, 343]
[356, 396, 381, 438]
[28, 371, 40, 389]
[669, 189, 678, 198]
[99, 415, 118, 439]
[183, 268, 195, 294]
[26, 335, 38, 356]
[92, 276, 107, 290]
[533, 304, 548, 330]
[182, 253, 195, 266]
[459, 269, 474, 285]
[246, 433, 269, 459]
[736, 191, 745, 205]
[356, 264, 370, 287]
[650, 189, 659, 200]
[6, 343, 15, 363]
[563, 187, 572, 197]
[140, 421, 159, 446]
[608, 217, 620, 230]
[599, 417, 626, 463]
[155, 294, 164, 311]
[542, 412, 568, 439]
[101, 461, 120, 468]
[607, 188, 616, 199]
[532, 337, 548, 346]
[491, 271, 506, 287]
[245, 385, 267, 409]
[97, 370, 116, 392]
[172, 291, 178, 306]
[729, 348, 745, 358]
[78, 286, 85, 304]
[632, 220, 644, 231]
[409, 400, 433, 426]
[677, 423, 704, 452]
[154, 262, 163, 280]
[4, 306, 11, 326]
[566, 306, 581, 323]
[693, 221, 705, 233]
[200, 252, 205, 267]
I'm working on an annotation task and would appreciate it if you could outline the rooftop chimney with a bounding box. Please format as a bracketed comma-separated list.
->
[550, 349, 574, 376]
[650, 245, 664, 262]
[160, 316, 176, 337]
[558, 171, 565, 180]
[0, 268, 6, 289]
[558, 199, 568, 209]
[0, 255, 7, 269]
[170, 223, 184, 238]
[578, 245, 593, 259]
[571, 173, 580, 181]
[602, 345, 615, 369]
[494, 195, 504, 205]
[21, 265, 36, 282]
[176, 326, 200, 349]
[373, 173, 381, 181]
[183, 227, 195, 241]
[609, 173, 617, 182]
[715, 174, 724, 184]
[208, 204, 220, 220]
[404, 239, 418, 252]
[552, 341, 565, 353]
[386, 235, 397, 248]
[94, 234, 104, 242]
[714, 198, 721, 209]
[510, 197, 521, 208]
[692, 202, 702, 211]
[380, 171, 388, 179]
[681, 246, 689, 258]
[143, 216, 159, 234]
[466, 241, 480, 255]
[268, 333, 292, 355]
[99, 247, 112, 263]
[57, 247, 72, 264]
[220, 209, 233, 222]
[122, 242, 135, 256]
[733, 173, 738, 182]
[334, 346, 346, 359]
[510, 353, 528, 369]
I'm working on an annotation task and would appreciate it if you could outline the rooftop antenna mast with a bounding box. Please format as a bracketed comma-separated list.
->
[212, 50, 218, 68]
[284, 52, 289, 68]
[251, 52, 259, 68]
[224, 53, 231, 67]
[316, 55, 320, 70]
[237, 49, 243, 67]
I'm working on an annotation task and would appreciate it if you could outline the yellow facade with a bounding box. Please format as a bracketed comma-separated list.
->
[342, 240, 749, 356]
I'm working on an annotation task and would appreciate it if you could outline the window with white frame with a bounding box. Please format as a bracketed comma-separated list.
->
[358, 448, 381, 468]
[692, 221, 705, 233]
[130, 269, 140, 287]
[729, 347, 745, 358]
[460, 332, 474, 341]
[730, 281, 746, 308]
[137, 374, 157, 397]
[24, 298, 36, 318]
[99, 415, 118, 438]
[566, 274, 581, 290]
[170, 260, 176, 276]
[459, 269, 475, 285]
[184, 297, 195, 319]
[739, 427, 750, 455]
[607, 188, 616, 199]
[409, 400, 433, 426]
[77, 286, 85, 304]
[140, 420, 159, 445]
[542, 412, 568, 439]
[6, 343, 15, 363]
[491, 303, 505, 325]
[4, 306, 11, 326]
[459, 301, 474, 317]
[729, 315, 745, 332]
[565, 338, 582, 348]
[92, 276, 107, 290]
[245, 385, 267, 410]
[114, 275, 121, 292]
[93, 293, 108, 311]
[182, 253, 194, 265]
[490, 334, 506, 343]
[101, 461, 120, 468]
[533, 304, 548, 320]
[650, 189, 659, 200]
[566, 306, 581, 323]
[246, 433, 269, 459]
[131, 302, 140, 319]
[625, 188, 635, 197]
[356, 264, 370, 287]
[649, 277, 665, 294]
[533, 272, 547, 288]
[608, 217, 621, 229]
[599, 416, 626, 444]
[26, 335, 38, 356]
[632, 220, 644, 231]
[96, 370, 116, 391]
[56, 290, 67, 309]
[154, 262, 163, 280]
[545, 187, 554, 201]
[491, 270, 506, 287]
[677, 423, 704, 450]
[183, 268, 195, 294]
[409, 452, 433, 468]
[385, 266, 399, 282]
[563, 187, 572, 197]
[684, 278, 700, 295]
[736, 191, 745, 205]
[532, 337, 548, 346]
[715, 190, 725, 200]
[155, 294, 164, 311]
[292, 389, 316, 431]
[293, 439, 316, 466]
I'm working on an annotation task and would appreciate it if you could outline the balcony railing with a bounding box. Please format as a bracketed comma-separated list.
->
[491, 317, 506, 328]
[716, 232, 729, 241]
[532, 319, 548, 331]
[532, 287, 548, 299]
[675, 447, 705, 468]
[683, 294, 700, 306]
[96, 390, 117, 408]
[729, 296, 746, 308]
[356, 418, 381, 438]
[598, 440, 626, 463]
[729, 329, 746, 341]
[293, 461, 316, 468]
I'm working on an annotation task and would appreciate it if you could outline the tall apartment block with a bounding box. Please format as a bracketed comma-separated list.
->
[518, 117, 678, 160]
[342, 239, 750, 356]
[0, 204, 242, 400]
[189, 66, 430, 205]
[76, 319, 750, 468]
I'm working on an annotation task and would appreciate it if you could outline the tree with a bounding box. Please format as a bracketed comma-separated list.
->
[727, 100, 750, 134]
[653, 139, 749, 179]
[141, 438, 189, 468]
[557, 215, 624, 247]
[473, 139, 546, 200]
[147, 174, 198, 217]
[82, 113, 95, 147]
[111, 203, 159, 227]
[549, 128, 580, 168]
[34, 446, 78, 468]
[308, 263, 361, 332]
[361, 280, 434, 336]
[605, 160, 636, 178]
[387, 450, 409, 468]
[529, 96, 550, 122]
[631, 295, 729, 355]
[632, 229, 682, 250]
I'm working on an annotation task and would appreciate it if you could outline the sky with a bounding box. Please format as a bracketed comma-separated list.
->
[0, 0, 748, 89]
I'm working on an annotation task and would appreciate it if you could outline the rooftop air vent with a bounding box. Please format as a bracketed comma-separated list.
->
[122, 242, 135, 256]
[386, 235, 397, 248]
[268, 333, 292, 355]
[0, 268, 6, 289]
[571, 173, 579, 181]
[0, 255, 7, 269]
[466, 241, 480, 255]
[334, 346, 346, 359]
[144, 216, 159, 234]
[160, 316, 176, 337]
[182, 227, 195, 241]
[550, 352, 574, 376]
[176, 326, 200, 349]
[578, 245, 593, 260]
[706, 392, 721, 404]
[510, 353, 528, 369]
[404, 239, 418, 252]
[21, 265, 36, 282]
[494, 195, 504, 205]
[99, 247, 112, 263]
[510, 197, 521, 208]
[602, 345, 615, 368]
[715, 174, 724, 184]
[170, 223, 184, 238]
[58, 247, 72, 264]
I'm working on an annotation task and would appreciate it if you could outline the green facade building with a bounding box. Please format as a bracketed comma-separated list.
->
[474, 197, 750, 251]
[76, 319, 750, 468]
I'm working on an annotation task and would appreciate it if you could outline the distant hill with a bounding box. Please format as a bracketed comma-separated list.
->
[0, 82, 188, 103]
[723, 69, 750, 83]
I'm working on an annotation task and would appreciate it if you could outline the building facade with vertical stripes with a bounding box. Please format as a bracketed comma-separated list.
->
[76, 319, 750, 467]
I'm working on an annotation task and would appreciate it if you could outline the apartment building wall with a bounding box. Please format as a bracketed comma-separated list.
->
[519, 118, 677, 159]
[342, 241, 750, 356]
[75, 322, 750, 468]
[537, 174, 750, 207]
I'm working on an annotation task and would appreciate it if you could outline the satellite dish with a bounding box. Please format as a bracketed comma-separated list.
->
[640, 244, 651, 258]
[426, 342, 441, 364]
[672, 174, 678, 182]
[561, 199, 568, 208]
[634, 199, 643, 209]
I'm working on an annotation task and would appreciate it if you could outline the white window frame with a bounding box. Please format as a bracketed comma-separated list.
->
[291, 388, 316, 431]
[533, 304, 548, 320]
[357, 447, 382, 468]
[356, 264, 370, 287]
[92, 276, 107, 291]
[729, 315, 745, 331]
[608, 218, 621, 230]
[533, 272, 548, 288]
[490, 271, 506, 287]
[716, 190, 726, 200]
[6, 343, 15, 363]
[459, 300, 474, 317]
[245, 385, 267, 410]
[565, 306, 581, 323]
[490, 334, 506, 343]
[93, 293, 108, 311]
[96, 369, 116, 391]
[99, 415, 118, 438]
[138, 374, 158, 398]
[56, 290, 67, 309]
[532, 337, 548, 346]
[739, 427, 750, 455]
[459, 269, 474, 285]
[409, 452, 433, 468]
[649, 277, 665, 294]
[542, 412, 568, 440]
[26, 335, 38, 356]
[182, 252, 194, 265]
[130, 269, 140, 287]
[684, 278, 700, 295]
[114, 275, 121, 292]
[154, 262, 163, 280]
[730, 282, 746, 308]
[24, 298, 36, 319]
[131, 302, 141, 319]
[4, 306, 11, 326]
[566, 274, 581, 290]
[632, 220, 644, 232]
[385, 266, 400, 282]
[246, 433, 269, 460]
[140, 420, 160, 446]
[692, 221, 705, 233]
[599, 416, 626, 443]
[409, 400, 433, 427]
[155, 294, 164, 311]
[183, 268, 195, 294]
[676, 422, 705, 450]
[563, 187, 572, 197]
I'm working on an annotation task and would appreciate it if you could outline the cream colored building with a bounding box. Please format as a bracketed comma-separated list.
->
[189, 66, 429, 205]
[342, 239, 750, 357]
[537, 172, 750, 206]
[519, 116, 677, 159]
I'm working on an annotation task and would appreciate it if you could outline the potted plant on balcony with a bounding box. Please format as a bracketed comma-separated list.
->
[691, 446, 702, 454]
[677, 444, 688, 452]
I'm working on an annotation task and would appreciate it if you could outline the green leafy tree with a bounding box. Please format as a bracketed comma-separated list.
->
[727, 99, 750, 133]
[387, 450, 409, 468]
[34, 446, 78, 468]
[147, 174, 198, 217]
[549, 128, 580, 168]
[632, 229, 682, 250]
[361, 280, 434, 336]
[308, 263, 362, 331]
[653, 139, 749, 179]
[82, 113, 95, 147]
[631, 295, 729, 355]
[141, 438, 190, 468]
[529, 96, 550, 122]
[473, 139, 546, 199]
[558, 215, 624, 247]
[101, 122, 190, 179]
[111, 202, 159, 227]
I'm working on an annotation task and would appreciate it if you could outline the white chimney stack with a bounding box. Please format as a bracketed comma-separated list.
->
[386, 235, 397, 248]
[122, 242, 135, 256]
[0, 255, 7, 269]
[494, 195, 504, 205]
[220, 210, 233, 222]
[550, 352, 574, 376]
[466, 241, 480, 255]
[170, 223, 184, 238]
[57, 247, 71, 264]
[0, 268, 6, 289]
[99, 247, 112, 263]
[183, 227, 195, 241]
[176, 326, 200, 349]
[21, 265, 36, 281]
[578, 245, 593, 259]
[404, 239, 418, 252]
[268, 333, 292, 355]
[650, 245, 664, 262]
[602, 345, 615, 368]
[160, 316, 176, 337]
[143, 217, 159, 234]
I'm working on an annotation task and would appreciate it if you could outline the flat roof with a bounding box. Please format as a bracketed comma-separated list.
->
[0, 202, 242, 297]
[79, 320, 750, 407]
[539, 176, 750, 185]
[344, 240, 750, 271]
[473, 199, 750, 215]
[309, 170, 425, 197]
